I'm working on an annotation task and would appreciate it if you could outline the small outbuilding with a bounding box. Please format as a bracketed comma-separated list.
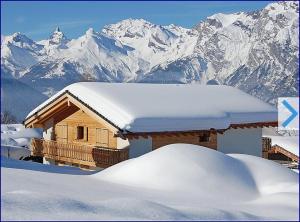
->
[24, 83, 277, 169]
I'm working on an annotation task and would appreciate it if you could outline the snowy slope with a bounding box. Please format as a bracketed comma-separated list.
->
[1, 144, 298, 220]
[1, 33, 45, 78]
[103, 19, 199, 70]
[1, 78, 47, 121]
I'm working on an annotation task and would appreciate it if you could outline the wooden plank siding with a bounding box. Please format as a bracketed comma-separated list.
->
[56, 124, 68, 143]
[54, 109, 117, 149]
[152, 132, 217, 150]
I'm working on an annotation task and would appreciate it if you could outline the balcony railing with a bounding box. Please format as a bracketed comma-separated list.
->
[31, 138, 129, 168]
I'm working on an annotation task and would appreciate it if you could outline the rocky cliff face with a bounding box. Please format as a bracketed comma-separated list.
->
[192, 1, 299, 103]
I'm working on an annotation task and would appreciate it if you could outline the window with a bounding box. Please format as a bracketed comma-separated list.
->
[199, 132, 210, 142]
[77, 126, 84, 140]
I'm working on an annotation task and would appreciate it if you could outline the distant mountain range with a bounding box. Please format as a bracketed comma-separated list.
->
[1, 1, 299, 121]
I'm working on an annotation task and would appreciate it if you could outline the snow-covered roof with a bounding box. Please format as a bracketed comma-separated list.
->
[263, 128, 299, 157]
[26, 83, 277, 132]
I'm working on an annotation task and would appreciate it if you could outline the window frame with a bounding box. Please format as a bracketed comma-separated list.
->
[76, 126, 85, 140]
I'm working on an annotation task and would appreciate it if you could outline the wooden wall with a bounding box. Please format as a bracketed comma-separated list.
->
[49, 103, 217, 152]
[54, 109, 117, 148]
[151, 133, 217, 150]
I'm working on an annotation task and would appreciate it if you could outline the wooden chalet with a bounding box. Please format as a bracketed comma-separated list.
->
[262, 137, 299, 168]
[24, 83, 278, 169]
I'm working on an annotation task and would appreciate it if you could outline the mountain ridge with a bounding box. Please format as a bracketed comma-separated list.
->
[1, 1, 299, 120]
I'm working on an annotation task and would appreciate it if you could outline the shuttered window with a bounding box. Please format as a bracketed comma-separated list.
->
[96, 128, 109, 147]
[56, 124, 68, 143]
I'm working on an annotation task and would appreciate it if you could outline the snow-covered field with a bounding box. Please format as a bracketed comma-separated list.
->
[1, 144, 298, 220]
[1, 124, 42, 159]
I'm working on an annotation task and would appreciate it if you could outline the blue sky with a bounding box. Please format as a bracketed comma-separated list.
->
[1, 1, 272, 40]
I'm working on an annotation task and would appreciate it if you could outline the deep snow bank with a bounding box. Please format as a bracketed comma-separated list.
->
[2, 144, 298, 220]
[97, 144, 298, 199]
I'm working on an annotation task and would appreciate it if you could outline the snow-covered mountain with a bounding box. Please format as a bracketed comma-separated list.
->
[12, 19, 200, 95]
[1, 1, 299, 120]
[103, 19, 199, 71]
[1, 33, 45, 78]
[38, 26, 69, 56]
[193, 1, 299, 103]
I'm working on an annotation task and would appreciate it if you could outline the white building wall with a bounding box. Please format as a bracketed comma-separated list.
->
[217, 128, 262, 157]
[117, 136, 153, 158]
[117, 137, 130, 149]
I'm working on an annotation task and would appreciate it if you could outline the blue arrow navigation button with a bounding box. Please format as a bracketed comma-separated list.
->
[281, 99, 298, 128]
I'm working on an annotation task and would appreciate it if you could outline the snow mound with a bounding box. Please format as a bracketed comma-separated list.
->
[97, 144, 298, 200]
[2, 144, 298, 220]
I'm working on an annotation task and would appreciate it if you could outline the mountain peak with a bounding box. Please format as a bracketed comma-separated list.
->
[4, 32, 35, 45]
[207, 12, 243, 28]
[85, 27, 96, 36]
[119, 18, 152, 25]
[55, 26, 60, 32]
[103, 18, 154, 31]
[49, 26, 67, 45]
[12, 32, 28, 39]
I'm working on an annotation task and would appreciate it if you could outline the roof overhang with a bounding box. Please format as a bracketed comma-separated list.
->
[24, 90, 278, 138]
[123, 121, 278, 139]
[24, 90, 121, 133]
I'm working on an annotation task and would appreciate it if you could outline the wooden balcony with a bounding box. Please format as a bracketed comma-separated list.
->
[31, 138, 129, 168]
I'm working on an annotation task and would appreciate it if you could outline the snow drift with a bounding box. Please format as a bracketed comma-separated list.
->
[98, 144, 298, 197]
[1, 143, 298, 220]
